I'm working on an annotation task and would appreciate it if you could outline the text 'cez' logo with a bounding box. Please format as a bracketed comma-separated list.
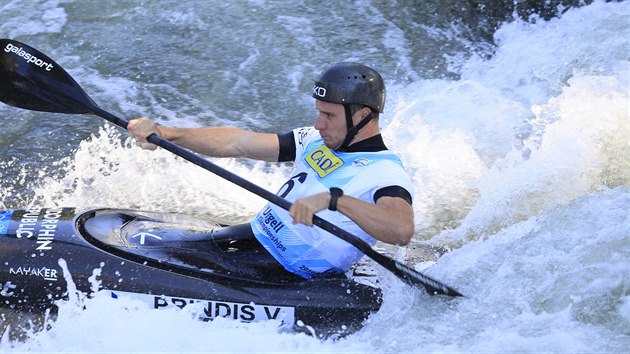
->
[305, 145, 343, 178]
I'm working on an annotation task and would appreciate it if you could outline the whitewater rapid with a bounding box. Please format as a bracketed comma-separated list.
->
[1, 0, 628, 352]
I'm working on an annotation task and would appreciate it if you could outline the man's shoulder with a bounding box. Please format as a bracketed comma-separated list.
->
[293, 127, 318, 147]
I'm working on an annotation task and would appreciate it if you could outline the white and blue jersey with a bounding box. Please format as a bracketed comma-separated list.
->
[250, 127, 414, 278]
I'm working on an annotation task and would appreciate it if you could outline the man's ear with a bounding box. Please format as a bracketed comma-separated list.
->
[358, 106, 372, 119]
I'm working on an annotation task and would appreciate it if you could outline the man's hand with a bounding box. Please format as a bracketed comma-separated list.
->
[127, 117, 162, 150]
[289, 192, 331, 226]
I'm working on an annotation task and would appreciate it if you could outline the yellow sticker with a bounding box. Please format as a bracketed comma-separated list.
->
[305, 145, 344, 178]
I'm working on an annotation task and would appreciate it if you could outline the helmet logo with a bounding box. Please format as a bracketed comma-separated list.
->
[312, 85, 327, 98]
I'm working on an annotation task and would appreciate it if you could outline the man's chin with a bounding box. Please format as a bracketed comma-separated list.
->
[323, 140, 341, 151]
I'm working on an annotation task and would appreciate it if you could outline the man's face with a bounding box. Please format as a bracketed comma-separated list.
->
[314, 100, 347, 150]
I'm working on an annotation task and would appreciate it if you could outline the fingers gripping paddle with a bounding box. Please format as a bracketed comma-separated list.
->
[0, 39, 463, 297]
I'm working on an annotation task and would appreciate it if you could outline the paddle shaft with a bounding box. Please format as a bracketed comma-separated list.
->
[92, 106, 463, 296]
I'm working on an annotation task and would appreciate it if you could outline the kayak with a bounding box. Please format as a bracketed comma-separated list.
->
[0, 207, 382, 337]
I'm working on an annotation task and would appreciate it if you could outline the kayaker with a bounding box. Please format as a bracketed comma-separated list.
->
[128, 62, 415, 279]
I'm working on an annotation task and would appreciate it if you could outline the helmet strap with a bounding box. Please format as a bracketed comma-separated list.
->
[339, 105, 374, 151]
[343, 104, 354, 130]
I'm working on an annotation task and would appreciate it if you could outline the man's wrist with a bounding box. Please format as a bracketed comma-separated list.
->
[328, 187, 344, 211]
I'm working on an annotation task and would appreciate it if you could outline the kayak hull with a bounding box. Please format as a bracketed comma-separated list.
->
[0, 208, 382, 337]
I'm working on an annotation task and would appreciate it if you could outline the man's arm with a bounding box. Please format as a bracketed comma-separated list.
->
[289, 193, 415, 246]
[128, 118, 280, 162]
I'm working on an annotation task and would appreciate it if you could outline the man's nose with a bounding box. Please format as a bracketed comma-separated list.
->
[314, 115, 326, 130]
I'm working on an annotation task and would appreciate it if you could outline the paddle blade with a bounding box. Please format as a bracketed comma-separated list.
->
[0, 38, 96, 114]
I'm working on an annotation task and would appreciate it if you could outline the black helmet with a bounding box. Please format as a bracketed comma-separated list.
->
[312, 62, 385, 113]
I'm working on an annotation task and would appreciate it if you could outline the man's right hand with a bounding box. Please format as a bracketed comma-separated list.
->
[127, 117, 162, 150]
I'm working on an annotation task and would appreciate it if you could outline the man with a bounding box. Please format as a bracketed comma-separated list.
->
[128, 62, 415, 279]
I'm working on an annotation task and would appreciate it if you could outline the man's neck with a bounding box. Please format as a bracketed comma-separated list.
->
[347, 120, 380, 146]
[337, 120, 387, 152]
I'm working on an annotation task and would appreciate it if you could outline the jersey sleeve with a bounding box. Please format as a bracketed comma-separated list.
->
[277, 127, 319, 163]
[354, 159, 415, 205]
[374, 185, 413, 205]
[277, 131, 296, 162]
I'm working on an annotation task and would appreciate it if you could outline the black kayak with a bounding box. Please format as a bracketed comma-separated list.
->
[0, 207, 382, 337]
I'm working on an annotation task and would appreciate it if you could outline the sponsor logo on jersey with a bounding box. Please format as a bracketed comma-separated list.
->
[305, 145, 343, 178]
[296, 127, 310, 147]
[352, 158, 371, 167]
[256, 206, 286, 252]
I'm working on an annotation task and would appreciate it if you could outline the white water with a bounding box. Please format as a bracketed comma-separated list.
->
[1, 1, 629, 352]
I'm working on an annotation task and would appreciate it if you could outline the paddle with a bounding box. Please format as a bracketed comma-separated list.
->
[0, 38, 463, 297]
